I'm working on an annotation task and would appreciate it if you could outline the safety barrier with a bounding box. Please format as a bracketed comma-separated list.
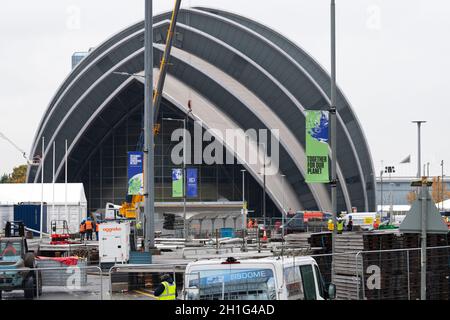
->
[0, 265, 104, 300]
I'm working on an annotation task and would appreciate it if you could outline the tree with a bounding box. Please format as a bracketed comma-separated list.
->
[1, 165, 28, 183]
[407, 191, 417, 204]
[431, 176, 450, 204]
[0, 173, 9, 183]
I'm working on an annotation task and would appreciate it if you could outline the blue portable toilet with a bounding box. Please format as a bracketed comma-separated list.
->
[13, 203, 47, 236]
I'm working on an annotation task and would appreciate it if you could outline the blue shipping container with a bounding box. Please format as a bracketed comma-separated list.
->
[14, 204, 47, 236]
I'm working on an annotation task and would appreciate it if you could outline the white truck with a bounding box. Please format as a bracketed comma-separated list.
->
[183, 256, 336, 300]
[98, 221, 130, 265]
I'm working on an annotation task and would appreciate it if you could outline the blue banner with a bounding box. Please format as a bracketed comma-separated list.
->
[127, 151, 144, 195]
[186, 168, 198, 198]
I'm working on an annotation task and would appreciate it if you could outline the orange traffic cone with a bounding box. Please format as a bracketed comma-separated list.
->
[262, 229, 268, 241]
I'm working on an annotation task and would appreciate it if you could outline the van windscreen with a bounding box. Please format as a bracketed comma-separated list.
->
[186, 268, 277, 300]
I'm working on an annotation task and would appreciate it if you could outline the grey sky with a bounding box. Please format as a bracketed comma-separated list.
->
[0, 0, 449, 177]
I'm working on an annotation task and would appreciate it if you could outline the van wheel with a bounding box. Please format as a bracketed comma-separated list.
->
[23, 276, 34, 300]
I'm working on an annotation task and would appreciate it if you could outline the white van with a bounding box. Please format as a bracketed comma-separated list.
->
[183, 256, 335, 300]
[342, 212, 379, 230]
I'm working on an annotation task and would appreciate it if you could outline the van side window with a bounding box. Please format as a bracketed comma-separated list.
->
[284, 266, 304, 300]
[314, 265, 326, 298]
[299, 265, 317, 300]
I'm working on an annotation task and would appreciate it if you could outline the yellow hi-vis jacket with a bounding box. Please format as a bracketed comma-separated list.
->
[159, 281, 176, 300]
[327, 219, 334, 231]
[337, 220, 344, 232]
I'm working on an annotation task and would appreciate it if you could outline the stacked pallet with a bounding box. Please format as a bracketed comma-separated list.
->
[284, 233, 311, 248]
[398, 233, 449, 300]
[332, 231, 450, 300]
[333, 233, 365, 300]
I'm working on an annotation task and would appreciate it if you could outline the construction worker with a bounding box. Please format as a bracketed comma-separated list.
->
[154, 274, 176, 300]
[95, 221, 100, 241]
[337, 218, 344, 234]
[327, 218, 334, 231]
[85, 217, 93, 241]
[247, 219, 254, 229]
[347, 216, 353, 231]
[79, 220, 86, 241]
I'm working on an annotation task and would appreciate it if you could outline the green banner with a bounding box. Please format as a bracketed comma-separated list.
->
[306, 110, 330, 183]
[172, 168, 183, 197]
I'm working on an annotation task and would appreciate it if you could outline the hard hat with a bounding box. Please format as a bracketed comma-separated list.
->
[160, 274, 171, 281]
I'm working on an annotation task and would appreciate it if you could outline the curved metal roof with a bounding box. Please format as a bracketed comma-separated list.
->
[27, 7, 376, 213]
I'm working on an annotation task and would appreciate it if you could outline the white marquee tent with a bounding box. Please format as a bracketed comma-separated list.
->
[0, 183, 87, 234]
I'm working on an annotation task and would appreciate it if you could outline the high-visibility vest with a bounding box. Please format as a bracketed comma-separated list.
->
[96, 223, 99, 232]
[79, 223, 85, 233]
[85, 220, 93, 231]
[159, 281, 176, 300]
[327, 219, 334, 231]
[337, 220, 344, 231]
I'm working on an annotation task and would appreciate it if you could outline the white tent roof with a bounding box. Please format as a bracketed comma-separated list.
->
[436, 199, 450, 211]
[0, 183, 87, 206]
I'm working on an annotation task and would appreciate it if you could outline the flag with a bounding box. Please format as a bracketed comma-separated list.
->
[172, 168, 183, 198]
[400, 155, 411, 164]
[305, 110, 330, 183]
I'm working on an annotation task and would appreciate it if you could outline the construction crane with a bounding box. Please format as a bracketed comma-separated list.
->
[119, 0, 182, 220]
[153, 0, 182, 122]
[0, 132, 38, 166]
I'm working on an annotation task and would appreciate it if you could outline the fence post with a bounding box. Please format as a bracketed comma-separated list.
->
[108, 266, 115, 299]
[406, 250, 410, 301]
[355, 251, 362, 300]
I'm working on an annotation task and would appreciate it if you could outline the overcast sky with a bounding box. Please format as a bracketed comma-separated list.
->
[0, 0, 449, 177]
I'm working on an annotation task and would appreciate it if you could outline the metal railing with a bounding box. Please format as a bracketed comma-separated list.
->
[0, 265, 103, 300]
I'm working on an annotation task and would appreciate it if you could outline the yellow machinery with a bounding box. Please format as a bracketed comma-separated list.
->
[119, 195, 143, 219]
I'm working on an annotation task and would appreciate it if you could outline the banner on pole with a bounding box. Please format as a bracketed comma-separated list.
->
[127, 151, 144, 195]
[305, 110, 330, 183]
[186, 168, 198, 198]
[172, 168, 183, 198]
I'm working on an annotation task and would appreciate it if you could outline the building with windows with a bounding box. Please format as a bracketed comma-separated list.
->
[27, 7, 376, 226]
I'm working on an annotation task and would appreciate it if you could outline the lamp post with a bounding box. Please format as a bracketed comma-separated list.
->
[330, 0, 338, 280]
[258, 142, 267, 229]
[40, 137, 45, 239]
[441, 160, 445, 211]
[281, 174, 286, 240]
[241, 169, 247, 251]
[412, 121, 426, 178]
[144, 0, 155, 252]
[380, 169, 383, 217]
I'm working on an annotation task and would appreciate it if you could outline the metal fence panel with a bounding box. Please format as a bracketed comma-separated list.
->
[0, 266, 103, 300]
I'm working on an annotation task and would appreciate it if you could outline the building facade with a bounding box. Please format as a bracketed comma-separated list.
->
[27, 7, 376, 220]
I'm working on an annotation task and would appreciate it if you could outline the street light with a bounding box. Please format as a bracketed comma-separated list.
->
[241, 169, 247, 251]
[162, 115, 190, 241]
[412, 121, 426, 178]
[258, 142, 267, 229]
[280, 174, 286, 241]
